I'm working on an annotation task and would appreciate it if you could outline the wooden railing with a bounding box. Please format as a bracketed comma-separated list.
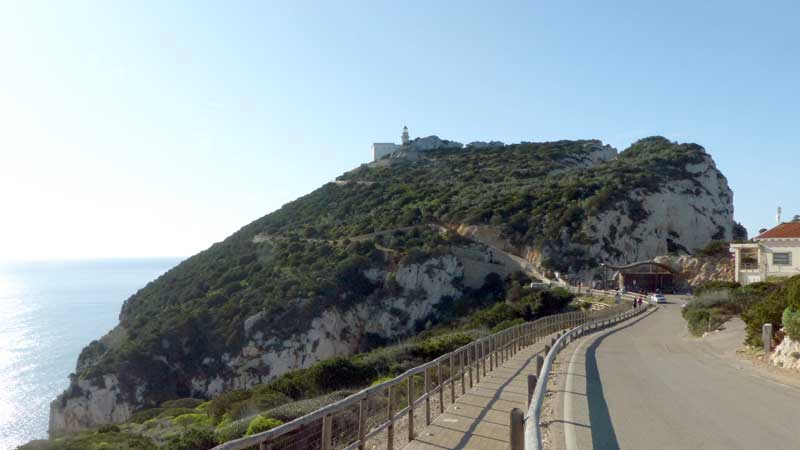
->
[212, 306, 615, 450]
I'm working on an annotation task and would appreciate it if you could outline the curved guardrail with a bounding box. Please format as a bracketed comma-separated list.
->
[523, 296, 649, 450]
[212, 290, 635, 450]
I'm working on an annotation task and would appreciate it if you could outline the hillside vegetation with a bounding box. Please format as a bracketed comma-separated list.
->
[682, 276, 800, 347]
[50, 136, 733, 441]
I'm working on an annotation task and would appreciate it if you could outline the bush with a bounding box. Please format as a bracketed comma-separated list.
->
[741, 290, 788, 347]
[214, 418, 249, 443]
[129, 408, 165, 424]
[245, 416, 283, 436]
[164, 429, 217, 450]
[414, 332, 474, 359]
[208, 389, 252, 423]
[172, 413, 212, 428]
[263, 391, 354, 423]
[307, 357, 373, 392]
[249, 386, 291, 411]
[491, 318, 524, 333]
[693, 281, 740, 297]
[683, 307, 728, 336]
[695, 240, 731, 257]
[469, 303, 516, 329]
[783, 307, 800, 341]
[161, 398, 205, 409]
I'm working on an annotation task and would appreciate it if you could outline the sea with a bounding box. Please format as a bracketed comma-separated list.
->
[0, 258, 183, 450]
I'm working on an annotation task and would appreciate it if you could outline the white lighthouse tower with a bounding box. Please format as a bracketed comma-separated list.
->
[401, 126, 410, 147]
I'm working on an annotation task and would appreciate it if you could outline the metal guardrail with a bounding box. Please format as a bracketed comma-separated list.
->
[212, 303, 623, 450]
[522, 296, 650, 450]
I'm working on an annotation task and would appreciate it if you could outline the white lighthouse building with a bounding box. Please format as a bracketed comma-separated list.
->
[371, 126, 410, 161]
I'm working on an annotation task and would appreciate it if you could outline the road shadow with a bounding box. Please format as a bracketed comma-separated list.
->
[582, 308, 658, 450]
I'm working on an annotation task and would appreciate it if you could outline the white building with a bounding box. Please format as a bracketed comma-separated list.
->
[731, 221, 800, 284]
[371, 126, 410, 162]
[371, 143, 400, 161]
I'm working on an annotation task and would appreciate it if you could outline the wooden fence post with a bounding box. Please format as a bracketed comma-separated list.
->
[450, 355, 456, 402]
[763, 323, 773, 354]
[476, 343, 481, 383]
[358, 397, 367, 450]
[437, 361, 444, 414]
[527, 374, 537, 407]
[408, 376, 415, 441]
[509, 408, 524, 450]
[424, 368, 431, 426]
[467, 346, 473, 389]
[386, 386, 394, 450]
[460, 351, 466, 395]
[322, 414, 333, 450]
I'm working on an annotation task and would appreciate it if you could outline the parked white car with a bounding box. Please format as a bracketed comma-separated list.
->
[650, 293, 667, 304]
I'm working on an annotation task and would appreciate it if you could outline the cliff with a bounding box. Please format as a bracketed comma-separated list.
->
[50, 136, 737, 433]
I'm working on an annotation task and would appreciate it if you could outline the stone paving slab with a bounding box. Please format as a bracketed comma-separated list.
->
[404, 337, 553, 450]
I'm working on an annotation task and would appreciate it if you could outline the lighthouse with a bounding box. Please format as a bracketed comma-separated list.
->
[401, 126, 410, 146]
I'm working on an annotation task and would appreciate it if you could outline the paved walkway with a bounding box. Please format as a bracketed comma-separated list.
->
[404, 338, 551, 450]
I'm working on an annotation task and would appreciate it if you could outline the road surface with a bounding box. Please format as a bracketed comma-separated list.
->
[552, 297, 800, 450]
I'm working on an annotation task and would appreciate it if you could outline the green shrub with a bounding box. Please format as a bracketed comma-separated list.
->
[129, 408, 165, 424]
[682, 307, 728, 336]
[249, 386, 291, 411]
[306, 357, 373, 393]
[161, 398, 205, 409]
[195, 401, 212, 412]
[414, 332, 474, 359]
[245, 416, 283, 436]
[263, 391, 354, 423]
[158, 408, 197, 419]
[783, 307, 800, 341]
[164, 429, 217, 450]
[370, 376, 394, 386]
[214, 418, 249, 443]
[695, 240, 730, 257]
[172, 413, 212, 428]
[491, 318, 524, 333]
[741, 290, 789, 347]
[208, 389, 252, 423]
[469, 303, 516, 329]
[693, 281, 740, 297]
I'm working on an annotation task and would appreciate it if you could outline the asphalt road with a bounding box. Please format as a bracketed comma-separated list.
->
[556, 297, 800, 450]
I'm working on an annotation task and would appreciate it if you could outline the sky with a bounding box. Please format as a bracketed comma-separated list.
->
[0, 0, 798, 261]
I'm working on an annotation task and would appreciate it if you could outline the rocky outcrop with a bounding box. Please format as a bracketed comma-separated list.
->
[49, 375, 137, 434]
[770, 335, 800, 370]
[566, 151, 734, 281]
[408, 136, 463, 152]
[653, 255, 734, 288]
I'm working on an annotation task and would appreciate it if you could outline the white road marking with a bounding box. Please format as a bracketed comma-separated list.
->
[564, 337, 590, 450]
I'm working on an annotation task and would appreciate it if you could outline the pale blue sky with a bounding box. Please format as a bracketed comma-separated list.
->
[0, 1, 797, 260]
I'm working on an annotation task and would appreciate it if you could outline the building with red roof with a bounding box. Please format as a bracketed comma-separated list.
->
[730, 219, 800, 284]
